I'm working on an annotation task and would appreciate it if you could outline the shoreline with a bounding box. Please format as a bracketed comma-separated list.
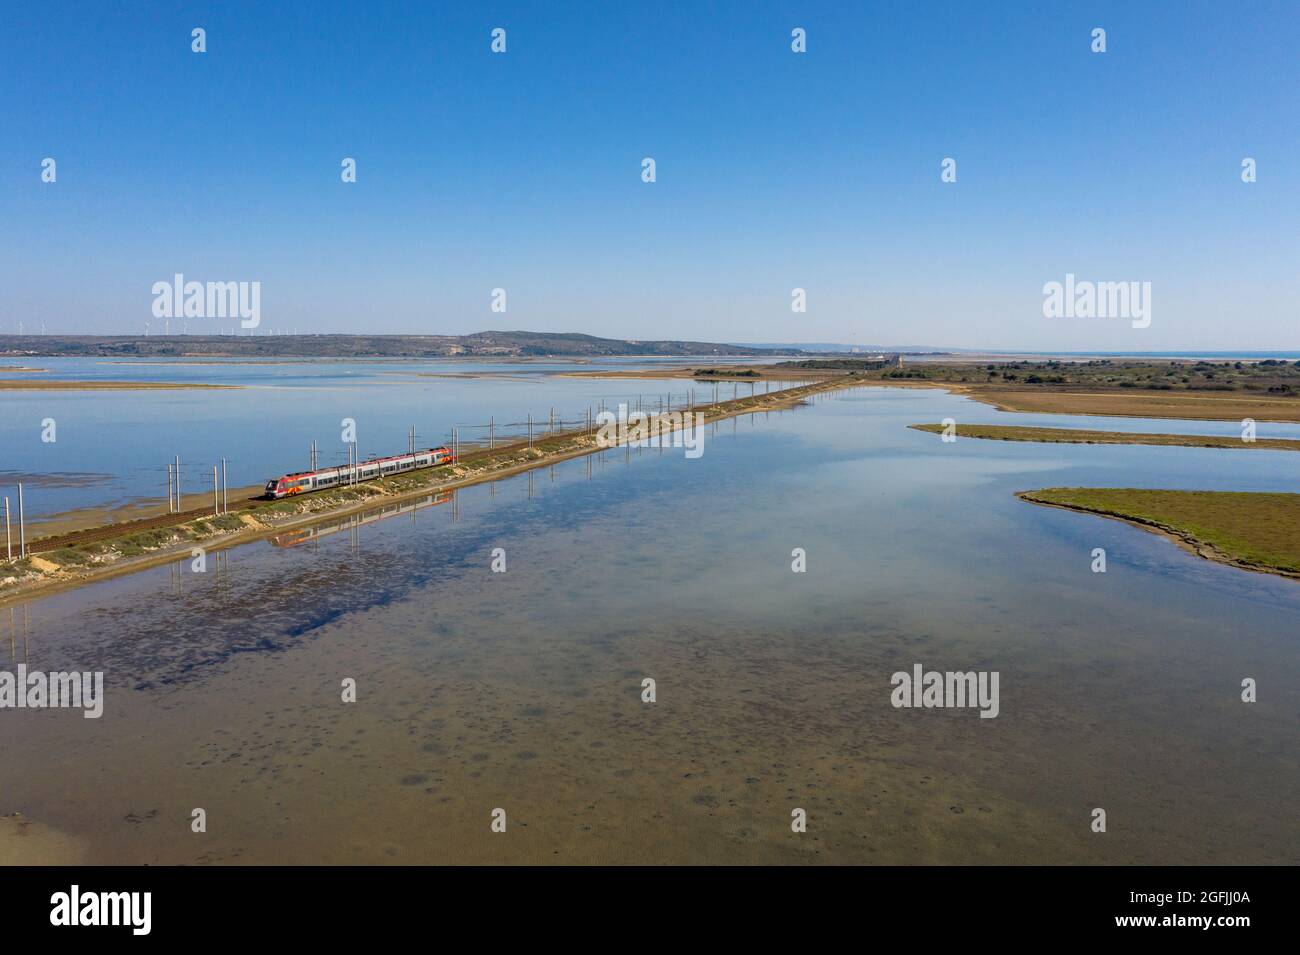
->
[557, 366, 1300, 422]
[955, 386, 1300, 423]
[879, 380, 1300, 423]
[1016, 490, 1300, 581]
[910, 423, 1300, 451]
[0, 376, 854, 606]
[0, 380, 239, 391]
[26, 485, 270, 542]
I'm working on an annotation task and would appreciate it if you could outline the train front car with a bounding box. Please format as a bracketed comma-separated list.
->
[264, 478, 283, 499]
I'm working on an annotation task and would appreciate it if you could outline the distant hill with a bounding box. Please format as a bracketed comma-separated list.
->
[0, 331, 793, 359]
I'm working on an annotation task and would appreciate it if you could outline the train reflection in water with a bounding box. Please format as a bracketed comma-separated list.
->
[270, 490, 454, 549]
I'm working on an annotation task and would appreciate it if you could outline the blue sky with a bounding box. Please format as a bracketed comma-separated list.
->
[2, 1, 1297, 349]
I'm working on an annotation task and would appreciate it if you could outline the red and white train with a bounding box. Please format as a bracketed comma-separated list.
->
[263, 447, 457, 499]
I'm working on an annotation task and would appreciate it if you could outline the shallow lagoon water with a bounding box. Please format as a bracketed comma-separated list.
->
[1, 357, 804, 518]
[1, 386, 1297, 864]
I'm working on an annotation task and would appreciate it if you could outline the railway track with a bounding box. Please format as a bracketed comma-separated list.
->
[19, 380, 835, 558]
[24, 435, 539, 556]
[27, 496, 264, 554]
[24, 446, 532, 556]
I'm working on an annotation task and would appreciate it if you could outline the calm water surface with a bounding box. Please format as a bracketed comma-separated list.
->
[1, 357, 805, 519]
[2, 386, 1297, 864]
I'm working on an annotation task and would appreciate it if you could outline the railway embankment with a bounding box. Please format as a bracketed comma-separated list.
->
[0, 375, 857, 604]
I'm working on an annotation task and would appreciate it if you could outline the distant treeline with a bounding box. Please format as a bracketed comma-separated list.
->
[691, 368, 760, 377]
[779, 356, 902, 371]
[866, 358, 1300, 394]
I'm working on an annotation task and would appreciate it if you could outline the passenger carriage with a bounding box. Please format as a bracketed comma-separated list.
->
[263, 447, 456, 498]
